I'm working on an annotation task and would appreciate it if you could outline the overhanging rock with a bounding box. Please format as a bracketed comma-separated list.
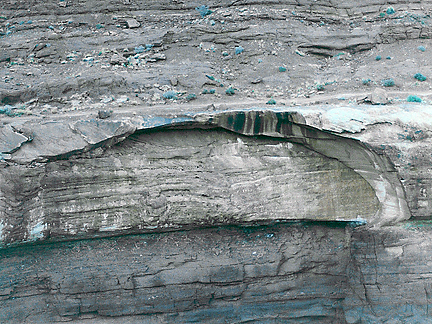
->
[200, 110, 410, 227]
[0, 109, 410, 247]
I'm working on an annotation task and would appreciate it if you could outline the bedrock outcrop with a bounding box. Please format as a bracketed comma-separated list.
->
[2, 221, 432, 323]
[0, 108, 414, 247]
[3, 0, 432, 322]
[1, 104, 430, 324]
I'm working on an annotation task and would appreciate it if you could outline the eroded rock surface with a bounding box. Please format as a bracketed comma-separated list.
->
[2, 0, 432, 323]
[0, 126, 380, 246]
[2, 109, 415, 247]
[1, 0, 432, 112]
[0, 223, 355, 323]
[2, 222, 432, 324]
[296, 104, 432, 220]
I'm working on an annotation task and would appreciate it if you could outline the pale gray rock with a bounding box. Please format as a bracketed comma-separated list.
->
[297, 104, 432, 220]
[97, 109, 112, 119]
[0, 124, 28, 154]
[110, 53, 127, 65]
[124, 18, 140, 29]
[369, 88, 389, 105]
[0, 111, 381, 247]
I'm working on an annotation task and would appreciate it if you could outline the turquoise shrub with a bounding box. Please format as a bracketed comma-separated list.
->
[381, 79, 395, 87]
[407, 95, 422, 102]
[414, 73, 427, 81]
[163, 90, 177, 99]
[225, 87, 235, 95]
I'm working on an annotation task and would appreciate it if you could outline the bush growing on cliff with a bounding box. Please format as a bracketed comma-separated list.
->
[235, 46, 244, 55]
[381, 78, 395, 87]
[225, 87, 235, 95]
[414, 73, 427, 82]
[163, 90, 177, 99]
[196, 5, 212, 18]
[266, 98, 276, 105]
[202, 89, 215, 94]
[386, 7, 395, 15]
[407, 95, 422, 102]
[186, 93, 197, 101]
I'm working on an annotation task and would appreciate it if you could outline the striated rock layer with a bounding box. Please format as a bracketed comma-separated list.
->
[0, 223, 353, 323]
[2, 221, 432, 323]
[1, 106, 429, 323]
[0, 109, 410, 247]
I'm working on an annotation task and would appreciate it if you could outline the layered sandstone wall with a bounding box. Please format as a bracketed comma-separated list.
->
[2, 0, 432, 323]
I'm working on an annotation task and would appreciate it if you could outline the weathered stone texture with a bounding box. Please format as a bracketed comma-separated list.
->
[3, 222, 432, 323]
[0, 127, 379, 246]
[2, 0, 432, 321]
[0, 223, 352, 323]
[298, 105, 432, 220]
[344, 223, 432, 323]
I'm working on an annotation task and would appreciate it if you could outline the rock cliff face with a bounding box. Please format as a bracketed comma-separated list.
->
[0, 109, 413, 246]
[0, 107, 429, 324]
[2, 221, 432, 324]
[1, 223, 353, 323]
[2, 0, 432, 323]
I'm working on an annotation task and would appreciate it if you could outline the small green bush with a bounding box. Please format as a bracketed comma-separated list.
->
[196, 5, 212, 18]
[202, 89, 215, 94]
[386, 7, 395, 15]
[381, 78, 395, 87]
[316, 84, 325, 91]
[407, 95, 422, 102]
[163, 90, 177, 99]
[375, 55, 382, 61]
[266, 98, 276, 105]
[186, 93, 197, 100]
[418, 46, 426, 52]
[362, 79, 372, 85]
[225, 87, 235, 95]
[278, 67, 286, 72]
[414, 73, 427, 82]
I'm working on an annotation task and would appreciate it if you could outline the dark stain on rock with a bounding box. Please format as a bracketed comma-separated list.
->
[275, 112, 293, 136]
[233, 111, 246, 133]
[253, 111, 262, 135]
[226, 115, 234, 129]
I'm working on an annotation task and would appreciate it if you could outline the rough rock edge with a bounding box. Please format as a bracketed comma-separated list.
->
[0, 125, 29, 157]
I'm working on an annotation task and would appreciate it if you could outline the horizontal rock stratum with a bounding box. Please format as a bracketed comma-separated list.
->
[0, 107, 416, 247]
